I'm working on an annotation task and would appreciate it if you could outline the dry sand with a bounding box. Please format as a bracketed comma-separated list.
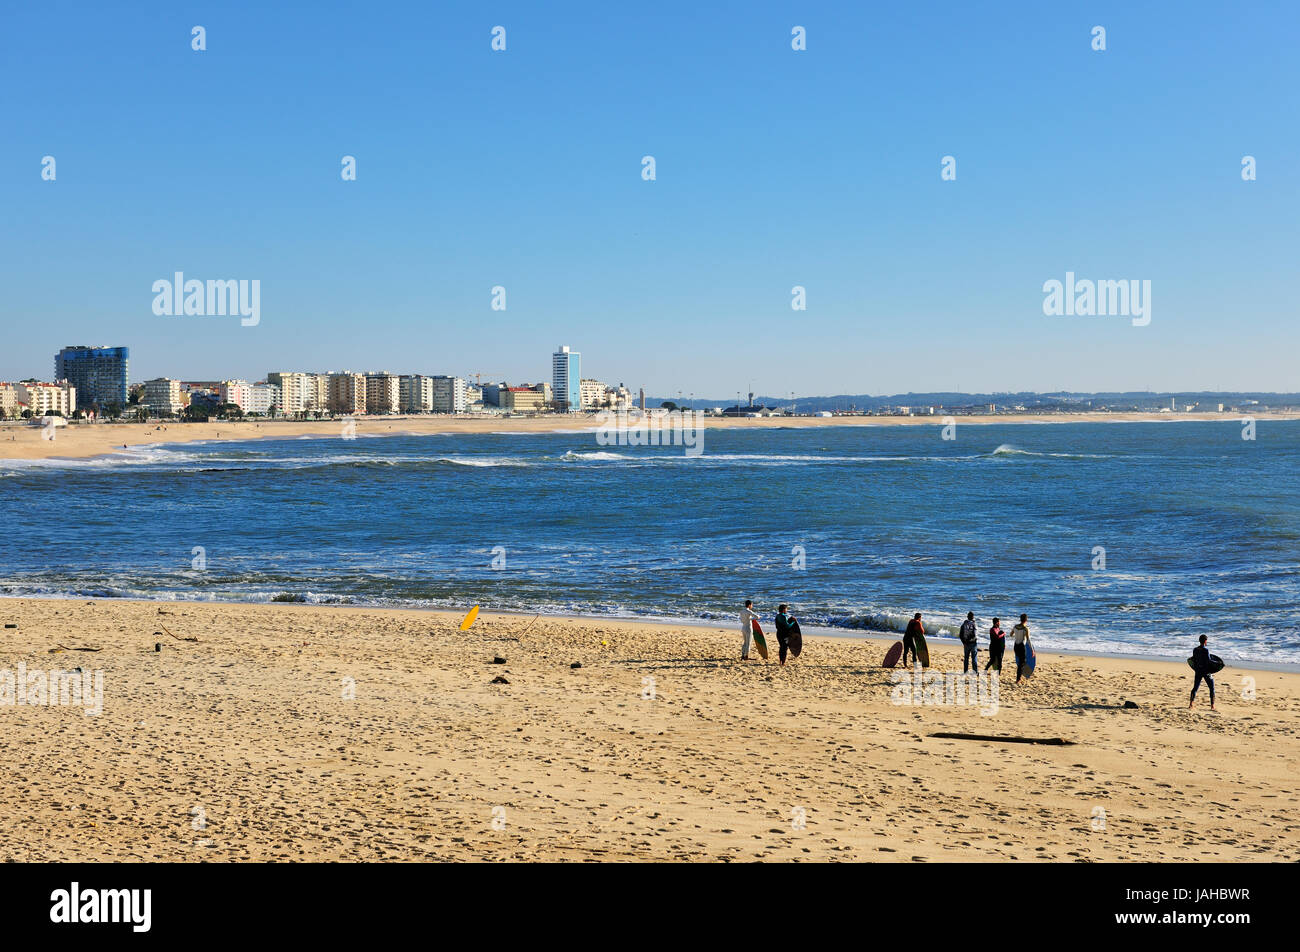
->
[1, 598, 1295, 862]
[2, 410, 1295, 462]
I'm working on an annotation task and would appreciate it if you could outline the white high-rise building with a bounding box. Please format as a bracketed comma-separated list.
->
[552, 345, 580, 412]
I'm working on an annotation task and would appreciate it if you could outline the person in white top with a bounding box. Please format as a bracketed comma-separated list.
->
[740, 599, 760, 660]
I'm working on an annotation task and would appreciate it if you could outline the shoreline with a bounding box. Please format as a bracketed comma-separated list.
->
[2, 410, 1296, 462]
[5, 594, 1296, 673]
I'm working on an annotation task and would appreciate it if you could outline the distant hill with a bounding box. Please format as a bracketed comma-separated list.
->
[648, 391, 1300, 412]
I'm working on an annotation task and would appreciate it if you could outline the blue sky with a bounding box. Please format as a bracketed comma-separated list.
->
[2, 1, 1296, 396]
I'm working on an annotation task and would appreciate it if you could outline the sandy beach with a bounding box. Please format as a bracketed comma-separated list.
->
[2, 411, 1295, 462]
[1, 597, 1295, 862]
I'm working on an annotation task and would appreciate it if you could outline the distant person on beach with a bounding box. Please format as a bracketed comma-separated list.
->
[903, 613, 924, 666]
[1012, 614, 1031, 682]
[959, 611, 978, 673]
[1190, 634, 1216, 710]
[774, 604, 794, 666]
[985, 618, 1005, 672]
[740, 599, 759, 660]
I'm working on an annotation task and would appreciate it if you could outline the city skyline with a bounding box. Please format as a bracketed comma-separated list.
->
[3, 3, 1297, 393]
[8, 341, 1297, 424]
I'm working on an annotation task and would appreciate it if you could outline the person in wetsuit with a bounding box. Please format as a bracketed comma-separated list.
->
[774, 604, 794, 666]
[1190, 634, 1216, 711]
[903, 613, 925, 667]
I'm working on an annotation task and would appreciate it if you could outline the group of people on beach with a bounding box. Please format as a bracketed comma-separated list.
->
[951, 612, 1033, 682]
[739, 602, 1034, 681]
[739, 602, 1222, 710]
[899, 610, 1036, 683]
[740, 600, 802, 665]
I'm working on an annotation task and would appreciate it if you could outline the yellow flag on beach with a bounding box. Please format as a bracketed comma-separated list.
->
[459, 605, 480, 631]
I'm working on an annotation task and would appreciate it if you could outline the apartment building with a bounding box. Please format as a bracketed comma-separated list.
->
[142, 378, 184, 415]
[365, 373, 401, 414]
[399, 375, 434, 413]
[431, 375, 467, 414]
[217, 380, 253, 410]
[501, 386, 547, 412]
[245, 382, 282, 415]
[55, 345, 128, 412]
[15, 380, 77, 417]
[267, 372, 312, 414]
[579, 378, 609, 410]
[327, 372, 367, 415]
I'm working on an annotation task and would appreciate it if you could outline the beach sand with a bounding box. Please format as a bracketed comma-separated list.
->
[2, 411, 1294, 462]
[1, 597, 1295, 862]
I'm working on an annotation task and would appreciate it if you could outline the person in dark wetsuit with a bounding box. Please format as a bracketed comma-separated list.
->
[1011, 614, 1030, 683]
[1190, 634, 1216, 710]
[985, 617, 1005, 673]
[773, 604, 793, 667]
[902, 613, 924, 667]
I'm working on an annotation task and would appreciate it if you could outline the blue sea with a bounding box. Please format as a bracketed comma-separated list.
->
[2, 421, 1297, 664]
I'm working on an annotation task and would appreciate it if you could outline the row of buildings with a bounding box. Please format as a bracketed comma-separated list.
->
[1, 344, 639, 420]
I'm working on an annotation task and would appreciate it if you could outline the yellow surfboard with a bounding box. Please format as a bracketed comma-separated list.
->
[459, 605, 480, 631]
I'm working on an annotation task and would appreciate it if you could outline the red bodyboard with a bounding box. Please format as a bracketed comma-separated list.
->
[883, 641, 904, 668]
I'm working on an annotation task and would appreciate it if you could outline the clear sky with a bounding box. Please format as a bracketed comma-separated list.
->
[2, 1, 1296, 396]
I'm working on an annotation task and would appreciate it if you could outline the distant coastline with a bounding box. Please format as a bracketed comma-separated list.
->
[2, 410, 1297, 463]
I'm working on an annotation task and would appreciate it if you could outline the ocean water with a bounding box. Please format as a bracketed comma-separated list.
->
[1, 421, 1297, 664]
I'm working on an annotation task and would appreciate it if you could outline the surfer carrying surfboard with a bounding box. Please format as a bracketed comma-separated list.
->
[1011, 614, 1031, 683]
[774, 605, 794, 666]
[902, 613, 925, 667]
[1189, 634, 1216, 710]
[740, 599, 760, 660]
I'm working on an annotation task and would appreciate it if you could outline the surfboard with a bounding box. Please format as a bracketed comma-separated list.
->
[750, 619, 769, 660]
[459, 605, 480, 631]
[1022, 640, 1036, 678]
[913, 630, 929, 668]
[883, 641, 903, 668]
[1187, 654, 1225, 674]
[788, 619, 803, 659]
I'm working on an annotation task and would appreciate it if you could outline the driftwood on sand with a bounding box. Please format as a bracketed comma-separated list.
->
[929, 732, 1074, 746]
